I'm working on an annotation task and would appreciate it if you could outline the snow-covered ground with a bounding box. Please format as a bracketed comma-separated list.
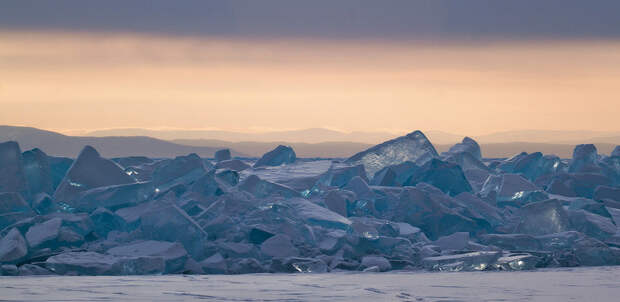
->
[1, 266, 619, 301]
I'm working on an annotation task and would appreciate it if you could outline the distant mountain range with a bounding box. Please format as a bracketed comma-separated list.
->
[85, 127, 620, 146]
[0, 126, 243, 158]
[85, 128, 400, 144]
[1, 125, 618, 159]
[473, 130, 620, 145]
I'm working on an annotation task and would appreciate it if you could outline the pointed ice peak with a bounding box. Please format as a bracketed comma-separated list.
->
[69, 146, 130, 178]
[462, 136, 477, 144]
[447, 137, 482, 160]
[53, 145, 135, 203]
[405, 130, 428, 139]
[77, 145, 101, 161]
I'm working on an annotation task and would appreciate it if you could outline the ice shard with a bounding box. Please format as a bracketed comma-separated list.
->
[53, 146, 135, 204]
[403, 158, 473, 196]
[214, 149, 232, 162]
[254, 145, 296, 167]
[107, 240, 188, 273]
[346, 130, 438, 178]
[516, 199, 570, 235]
[422, 251, 501, 271]
[612, 146, 620, 158]
[238, 175, 300, 198]
[46, 251, 165, 275]
[0, 192, 34, 230]
[22, 148, 53, 196]
[0, 141, 28, 196]
[447, 137, 482, 160]
[215, 159, 251, 171]
[0, 228, 28, 264]
[371, 161, 419, 187]
[260, 234, 299, 258]
[569, 144, 600, 173]
[151, 153, 205, 191]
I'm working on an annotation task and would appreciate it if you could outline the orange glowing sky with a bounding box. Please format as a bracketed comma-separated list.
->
[1, 30, 619, 136]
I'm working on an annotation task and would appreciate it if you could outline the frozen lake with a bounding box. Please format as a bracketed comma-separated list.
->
[1, 266, 619, 301]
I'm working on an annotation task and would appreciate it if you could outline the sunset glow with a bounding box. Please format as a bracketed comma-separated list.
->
[2, 31, 619, 136]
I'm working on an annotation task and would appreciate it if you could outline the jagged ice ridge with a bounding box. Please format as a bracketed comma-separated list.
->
[1, 131, 620, 276]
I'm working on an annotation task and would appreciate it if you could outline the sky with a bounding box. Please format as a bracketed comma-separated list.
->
[1, 1, 619, 136]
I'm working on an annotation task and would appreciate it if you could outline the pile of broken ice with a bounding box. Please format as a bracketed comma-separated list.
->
[1, 131, 620, 275]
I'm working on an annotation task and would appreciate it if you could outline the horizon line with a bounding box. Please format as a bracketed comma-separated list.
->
[4, 124, 620, 138]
